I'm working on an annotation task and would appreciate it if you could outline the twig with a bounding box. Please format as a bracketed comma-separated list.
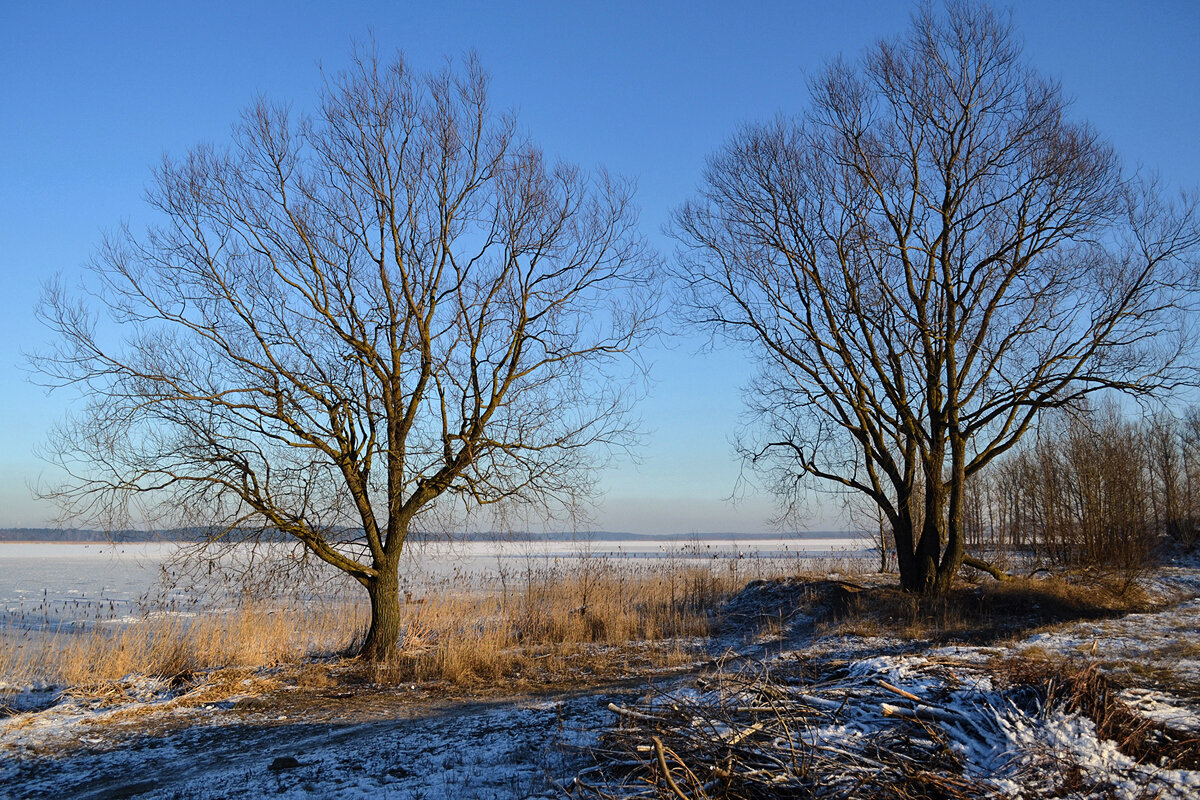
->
[724, 720, 763, 745]
[653, 736, 698, 800]
[878, 680, 923, 704]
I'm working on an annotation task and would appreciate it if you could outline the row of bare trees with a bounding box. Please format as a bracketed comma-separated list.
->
[959, 405, 1200, 576]
[863, 403, 1200, 580]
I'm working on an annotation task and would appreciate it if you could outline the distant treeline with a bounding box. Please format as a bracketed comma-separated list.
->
[0, 528, 851, 544]
[0, 527, 194, 542]
[0, 528, 201, 542]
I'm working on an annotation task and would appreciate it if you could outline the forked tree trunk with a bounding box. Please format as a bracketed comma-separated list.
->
[892, 507, 939, 594]
[912, 482, 946, 594]
[898, 525, 956, 594]
[905, 531, 941, 594]
[894, 478, 966, 595]
[358, 566, 402, 661]
[899, 557, 937, 593]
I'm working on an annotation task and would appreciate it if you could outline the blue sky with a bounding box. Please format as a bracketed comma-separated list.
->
[1, 1, 1198, 532]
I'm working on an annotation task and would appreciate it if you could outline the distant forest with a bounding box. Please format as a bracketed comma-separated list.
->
[0, 529, 846, 543]
[0, 528, 196, 542]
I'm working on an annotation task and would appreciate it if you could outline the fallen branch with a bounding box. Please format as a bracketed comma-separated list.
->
[606, 702, 664, 723]
[878, 680, 924, 704]
[724, 720, 763, 746]
[963, 555, 1013, 581]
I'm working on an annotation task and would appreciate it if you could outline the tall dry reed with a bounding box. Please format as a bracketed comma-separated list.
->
[0, 603, 362, 689]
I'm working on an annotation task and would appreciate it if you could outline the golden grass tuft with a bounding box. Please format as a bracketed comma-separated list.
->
[993, 655, 1200, 770]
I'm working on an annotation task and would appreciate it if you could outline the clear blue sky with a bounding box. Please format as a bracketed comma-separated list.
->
[2, 1, 1198, 532]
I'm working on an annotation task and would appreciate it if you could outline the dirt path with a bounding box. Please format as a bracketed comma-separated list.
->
[1, 670, 707, 800]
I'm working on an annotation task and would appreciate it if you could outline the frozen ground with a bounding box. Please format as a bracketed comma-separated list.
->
[1, 676, 639, 799]
[3, 566, 1200, 799]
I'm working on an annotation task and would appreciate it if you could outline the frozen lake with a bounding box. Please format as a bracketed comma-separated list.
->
[0, 536, 863, 629]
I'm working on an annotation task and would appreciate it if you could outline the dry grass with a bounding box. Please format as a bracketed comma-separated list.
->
[819, 575, 1155, 644]
[0, 603, 361, 691]
[0, 559, 1157, 697]
[370, 560, 745, 685]
[1, 557, 774, 693]
[24, 553, 1140, 697]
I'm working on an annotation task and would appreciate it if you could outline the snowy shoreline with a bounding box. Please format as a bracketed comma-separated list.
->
[3, 561, 1200, 799]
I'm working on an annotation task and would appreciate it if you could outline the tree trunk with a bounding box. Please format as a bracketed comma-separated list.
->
[358, 566, 402, 661]
[909, 485, 945, 594]
[895, 473, 956, 594]
[935, 440, 968, 593]
[894, 507, 939, 593]
[898, 554, 938, 593]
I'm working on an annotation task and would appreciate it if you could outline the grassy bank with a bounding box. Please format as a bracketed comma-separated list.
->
[2, 555, 843, 691]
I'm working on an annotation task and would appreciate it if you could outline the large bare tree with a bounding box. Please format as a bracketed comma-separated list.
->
[672, 2, 1199, 593]
[34, 49, 658, 659]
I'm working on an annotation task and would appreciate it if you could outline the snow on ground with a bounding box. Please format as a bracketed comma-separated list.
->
[806, 650, 1200, 799]
[1119, 688, 1200, 734]
[1, 680, 629, 800]
[1018, 594, 1200, 691]
[3, 565, 1200, 799]
[573, 569, 1200, 799]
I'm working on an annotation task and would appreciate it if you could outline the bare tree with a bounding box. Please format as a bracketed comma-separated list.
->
[32, 48, 658, 659]
[672, 2, 1199, 594]
[1181, 408, 1200, 547]
[1145, 410, 1186, 539]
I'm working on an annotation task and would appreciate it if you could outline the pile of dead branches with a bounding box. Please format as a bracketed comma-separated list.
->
[568, 649, 1200, 799]
[569, 657, 1015, 799]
